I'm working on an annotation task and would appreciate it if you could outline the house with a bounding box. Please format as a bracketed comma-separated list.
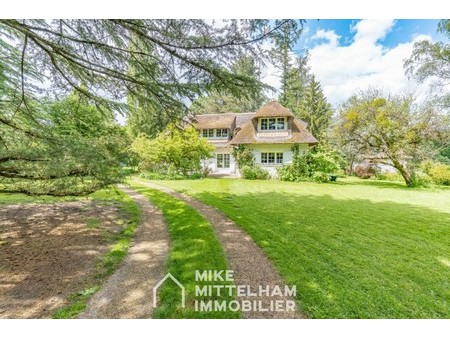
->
[193, 101, 318, 176]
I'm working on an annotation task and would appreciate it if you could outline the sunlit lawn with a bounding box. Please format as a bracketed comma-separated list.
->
[150, 177, 450, 318]
[129, 183, 240, 319]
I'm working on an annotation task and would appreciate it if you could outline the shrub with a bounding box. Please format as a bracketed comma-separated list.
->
[278, 145, 342, 182]
[131, 124, 214, 174]
[140, 171, 185, 180]
[421, 160, 450, 186]
[241, 165, 270, 180]
[374, 172, 403, 182]
[232, 145, 255, 170]
[312, 171, 329, 183]
[410, 172, 433, 187]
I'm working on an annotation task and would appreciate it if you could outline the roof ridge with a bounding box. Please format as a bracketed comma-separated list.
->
[195, 112, 255, 117]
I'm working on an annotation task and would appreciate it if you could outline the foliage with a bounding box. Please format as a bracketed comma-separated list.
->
[312, 171, 329, 183]
[0, 19, 302, 195]
[140, 170, 204, 181]
[297, 75, 333, 140]
[374, 172, 403, 182]
[231, 144, 255, 170]
[278, 54, 311, 113]
[277, 144, 341, 182]
[130, 184, 239, 318]
[240, 165, 270, 180]
[270, 20, 305, 107]
[421, 160, 450, 186]
[0, 92, 129, 196]
[404, 20, 450, 109]
[155, 178, 450, 318]
[334, 89, 450, 186]
[131, 124, 214, 175]
[190, 56, 267, 114]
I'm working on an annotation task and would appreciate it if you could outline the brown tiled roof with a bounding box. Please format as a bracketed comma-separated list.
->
[254, 101, 295, 118]
[193, 113, 236, 129]
[230, 118, 318, 145]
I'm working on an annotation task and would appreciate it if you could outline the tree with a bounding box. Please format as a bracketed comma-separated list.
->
[0, 19, 302, 194]
[335, 89, 450, 186]
[282, 53, 311, 113]
[298, 75, 333, 140]
[270, 20, 304, 106]
[0, 92, 129, 195]
[131, 124, 214, 175]
[404, 19, 450, 109]
[190, 56, 267, 114]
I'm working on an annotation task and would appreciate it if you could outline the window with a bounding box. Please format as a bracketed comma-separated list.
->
[261, 119, 268, 130]
[261, 152, 283, 165]
[202, 129, 214, 138]
[261, 153, 268, 164]
[260, 117, 286, 131]
[216, 128, 228, 138]
[269, 118, 276, 130]
[276, 152, 284, 164]
[276, 118, 285, 130]
[217, 154, 230, 169]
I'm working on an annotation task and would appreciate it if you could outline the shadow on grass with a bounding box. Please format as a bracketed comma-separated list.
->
[190, 189, 450, 319]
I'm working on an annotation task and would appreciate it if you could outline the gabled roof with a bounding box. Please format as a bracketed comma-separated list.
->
[192, 101, 318, 146]
[229, 118, 318, 145]
[254, 101, 295, 118]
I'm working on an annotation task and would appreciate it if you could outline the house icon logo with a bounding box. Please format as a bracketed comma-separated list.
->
[153, 273, 186, 308]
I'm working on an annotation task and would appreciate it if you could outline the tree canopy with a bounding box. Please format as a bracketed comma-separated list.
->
[0, 19, 302, 194]
[334, 89, 449, 186]
[297, 75, 332, 140]
[190, 56, 268, 114]
[404, 19, 450, 109]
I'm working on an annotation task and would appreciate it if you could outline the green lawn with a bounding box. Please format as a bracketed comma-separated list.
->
[129, 183, 240, 318]
[150, 177, 450, 318]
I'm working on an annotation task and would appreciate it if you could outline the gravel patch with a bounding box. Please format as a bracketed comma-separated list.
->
[79, 185, 169, 319]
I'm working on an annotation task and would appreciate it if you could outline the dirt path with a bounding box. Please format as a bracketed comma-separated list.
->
[0, 201, 123, 318]
[79, 185, 169, 319]
[133, 179, 304, 319]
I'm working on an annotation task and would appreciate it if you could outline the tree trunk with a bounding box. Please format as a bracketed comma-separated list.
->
[389, 156, 412, 186]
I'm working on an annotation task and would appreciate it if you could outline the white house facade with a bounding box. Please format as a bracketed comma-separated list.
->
[193, 101, 318, 177]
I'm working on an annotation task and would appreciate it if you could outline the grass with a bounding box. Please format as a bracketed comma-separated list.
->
[129, 182, 240, 319]
[86, 217, 101, 229]
[150, 177, 450, 318]
[52, 187, 141, 318]
[0, 192, 78, 205]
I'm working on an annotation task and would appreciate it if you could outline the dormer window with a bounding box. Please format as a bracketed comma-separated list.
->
[202, 129, 215, 138]
[216, 129, 228, 138]
[201, 128, 229, 139]
[259, 117, 286, 131]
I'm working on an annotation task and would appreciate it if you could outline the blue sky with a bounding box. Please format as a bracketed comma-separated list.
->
[297, 19, 444, 50]
[262, 19, 447, 107]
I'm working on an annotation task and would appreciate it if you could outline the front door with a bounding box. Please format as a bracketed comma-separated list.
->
[216, 153, 230, 170]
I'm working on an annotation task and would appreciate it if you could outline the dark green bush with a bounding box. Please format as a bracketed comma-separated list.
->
[277, 144, 341, 182]
[241, 165, 270, 180]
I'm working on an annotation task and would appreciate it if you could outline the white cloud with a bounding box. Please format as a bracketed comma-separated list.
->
[312, 29, 341, 46]
[308, 19, 430, 106]
[261, 19, 433, 107]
